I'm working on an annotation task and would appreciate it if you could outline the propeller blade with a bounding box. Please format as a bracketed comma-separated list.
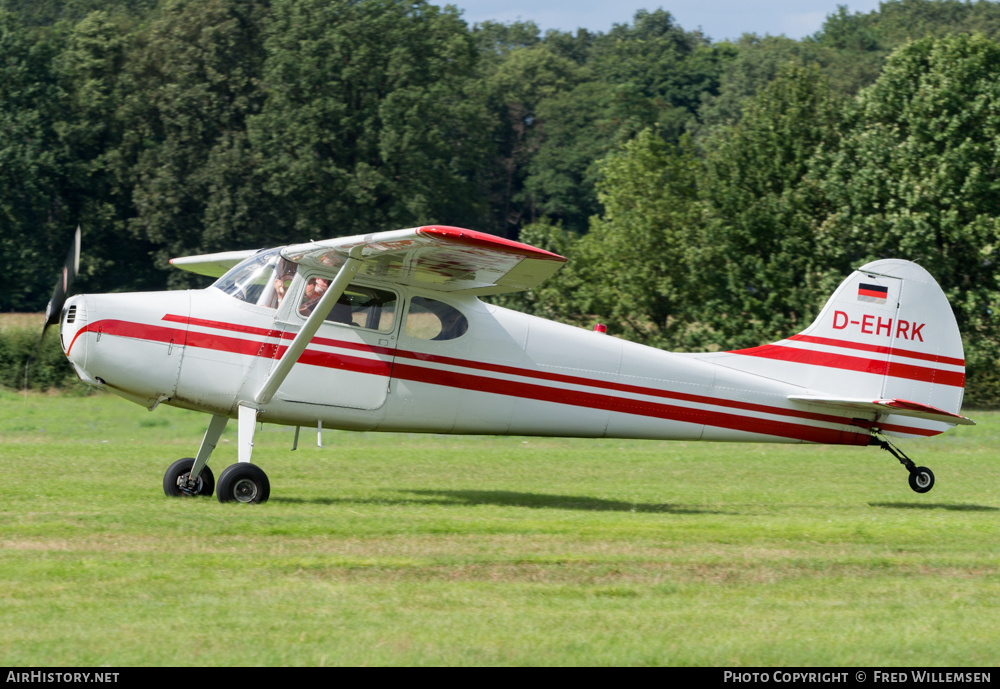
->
[42, 225, 81, 334]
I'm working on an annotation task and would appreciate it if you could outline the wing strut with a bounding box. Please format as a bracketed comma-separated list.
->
[253, 246, 364, 406]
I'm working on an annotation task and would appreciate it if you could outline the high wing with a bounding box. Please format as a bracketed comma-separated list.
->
[165, 226, 567, 418]
[247, 227, 565, 426]
[788, 395, 975, 426]
[169, 249, 260, 278]
[281, 225, 566, 295]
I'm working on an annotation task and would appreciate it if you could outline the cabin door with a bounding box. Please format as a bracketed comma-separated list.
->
[271, 280, 398, 411]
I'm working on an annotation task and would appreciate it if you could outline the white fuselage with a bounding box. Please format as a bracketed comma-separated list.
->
[60, 281, 876, 447]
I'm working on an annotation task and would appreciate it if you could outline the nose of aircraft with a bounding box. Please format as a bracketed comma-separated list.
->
[56, 290, 193, 406]
[60, 294, 98, 384]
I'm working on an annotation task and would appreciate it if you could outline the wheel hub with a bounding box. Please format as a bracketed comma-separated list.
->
[176, 472, 203, 496]
[232, 477, 259, 503]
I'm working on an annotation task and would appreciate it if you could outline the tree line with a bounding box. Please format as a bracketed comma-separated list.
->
[3, 0, 1000, 404]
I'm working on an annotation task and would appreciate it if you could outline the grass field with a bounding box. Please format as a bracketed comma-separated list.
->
[1, 390, 997, 666]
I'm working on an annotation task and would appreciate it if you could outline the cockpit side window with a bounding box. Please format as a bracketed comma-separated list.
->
[212, 249, 297, 309]
[299, 278, 397, 333]
[405, 296, 468, 341]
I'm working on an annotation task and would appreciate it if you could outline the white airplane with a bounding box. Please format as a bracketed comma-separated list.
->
[47, 225, 973, 503]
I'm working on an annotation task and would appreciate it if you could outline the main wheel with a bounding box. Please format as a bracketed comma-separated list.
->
[163, 458, 215, 497]
[908, 466, 935, 494]
[217, 463, 270, 504]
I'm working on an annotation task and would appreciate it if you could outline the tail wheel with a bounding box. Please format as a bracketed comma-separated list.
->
[908, 466, 935, 494]
[876, 437, 936, 495]
[217, 463, 270, 504]
[163, 458, 215, 497]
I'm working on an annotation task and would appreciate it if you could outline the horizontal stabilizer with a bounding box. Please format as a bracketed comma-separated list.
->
[788, 395, 975, 426]
[169, 250, 260, 277]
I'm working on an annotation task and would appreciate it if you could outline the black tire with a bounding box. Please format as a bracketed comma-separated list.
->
[163, 458, 215, 497]
[216, 463, 270, 504]
[908, 466, 935, 494]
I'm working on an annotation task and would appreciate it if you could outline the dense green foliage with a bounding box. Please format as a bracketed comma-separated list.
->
[4, 0, 1000, 402]
[699, 64, 842, 350]
[0, 328, 78, 390]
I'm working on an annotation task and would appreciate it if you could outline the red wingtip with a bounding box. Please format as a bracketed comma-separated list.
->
[416, 226, 566, 262]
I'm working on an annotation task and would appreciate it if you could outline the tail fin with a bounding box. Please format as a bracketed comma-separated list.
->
[695, 259, 970, 438]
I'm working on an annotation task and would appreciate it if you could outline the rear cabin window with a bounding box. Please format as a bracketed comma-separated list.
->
[298, 278, 397, 333]
[405, 297, 468, 341]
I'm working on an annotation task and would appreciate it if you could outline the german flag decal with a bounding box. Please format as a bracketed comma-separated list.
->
[858, 282, 889, 304]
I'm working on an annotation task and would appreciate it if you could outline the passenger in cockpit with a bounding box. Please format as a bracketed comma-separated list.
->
[299, 277, 329, 316]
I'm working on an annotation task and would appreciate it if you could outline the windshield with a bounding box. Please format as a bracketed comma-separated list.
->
[212, 249, 297, 308]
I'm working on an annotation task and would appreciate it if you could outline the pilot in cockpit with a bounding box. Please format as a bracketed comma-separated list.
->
[273, 269, 296, 306]
[261, 257, 298, 309]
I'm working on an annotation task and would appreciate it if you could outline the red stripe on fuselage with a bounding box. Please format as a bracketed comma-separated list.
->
[391, 349, 860, 428]
[72, 318, 394, 379]
[732, 343, 965, 388]
[163, 313, 283, 339]
[391, 362, 870, 445]
[173, 315, 873, 431]
[73, 316, 932, 442]
[67, 319, 189, 357]
[166, 313, 396, 357]
[787, 334, 965, 368]
[178, 314, 966, 379]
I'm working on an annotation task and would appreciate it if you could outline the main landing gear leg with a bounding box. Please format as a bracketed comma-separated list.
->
[163, 413, 228, 497]
[873, 435, 935, 494]
[216, 403, 270, 504]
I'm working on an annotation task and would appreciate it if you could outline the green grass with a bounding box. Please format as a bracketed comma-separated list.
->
[1, 389, 998, 666]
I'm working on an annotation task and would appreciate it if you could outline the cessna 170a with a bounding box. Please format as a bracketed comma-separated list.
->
[47, 225, 974, 503]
